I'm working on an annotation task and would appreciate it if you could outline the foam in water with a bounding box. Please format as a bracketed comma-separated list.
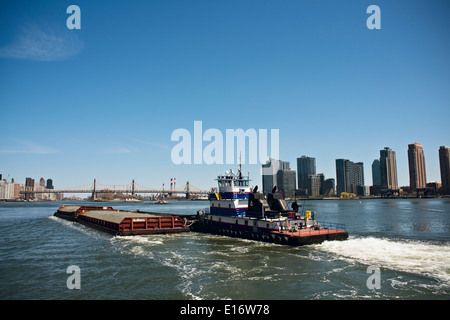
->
[317, 236, 450, 285]
[110, 234, 208, 299]
[113, 235, 164, 246]
[48, 215, 103, 238]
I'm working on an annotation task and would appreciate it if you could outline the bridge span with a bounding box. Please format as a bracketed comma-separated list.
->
[19, 179, 209, 199]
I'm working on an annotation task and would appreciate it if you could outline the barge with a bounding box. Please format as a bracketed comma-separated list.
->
[191, 166, 348, 246]
[54, 205, 191, 236]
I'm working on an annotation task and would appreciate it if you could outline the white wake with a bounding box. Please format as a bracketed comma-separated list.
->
[317, 236, 450, 284]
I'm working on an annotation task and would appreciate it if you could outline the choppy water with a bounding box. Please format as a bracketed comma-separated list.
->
[0, 199, 449, 300]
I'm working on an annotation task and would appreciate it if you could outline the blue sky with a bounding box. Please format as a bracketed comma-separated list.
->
[1, 0, 449, 191]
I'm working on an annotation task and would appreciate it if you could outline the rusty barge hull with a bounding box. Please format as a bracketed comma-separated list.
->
[54, 205, 190, 236]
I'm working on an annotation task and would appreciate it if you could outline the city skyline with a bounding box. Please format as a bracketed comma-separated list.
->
[1, 1, 449, 190]
[1, 143, 449, 193]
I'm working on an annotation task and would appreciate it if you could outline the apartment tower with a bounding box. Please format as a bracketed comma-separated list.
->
[380, 147, 398, 190]
[408, 143, 427, 191]
[372, 159, 381, 186]
[297, 156, 316, 195]
[336, 159, 364, 195]
[439, 146, 450, 195]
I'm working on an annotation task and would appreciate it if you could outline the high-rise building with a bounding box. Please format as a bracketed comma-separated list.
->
[348, 161, 364, 194]
[372, 159, 381, 186]
[408, 143, 427, 191]
[276, 169, 296, 198]
[46, 179, 54, 190]
[380, 147, 398, 190]
[336, 159, 365, 195]
[297, 156, 316, 195]
[262, 158, 290, 194]
[336, 159, 347, 196]
[439, 146, 450, 195]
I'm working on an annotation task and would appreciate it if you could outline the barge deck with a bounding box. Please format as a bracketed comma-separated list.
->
[54, 205, 190, 236]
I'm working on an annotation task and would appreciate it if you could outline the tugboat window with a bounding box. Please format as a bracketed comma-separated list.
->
[236, 180, 249, 186]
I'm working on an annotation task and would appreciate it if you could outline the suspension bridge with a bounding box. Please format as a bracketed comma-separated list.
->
[19, 179, 209, 199]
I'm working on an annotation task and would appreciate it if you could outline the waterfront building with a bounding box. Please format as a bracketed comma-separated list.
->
[356, 185, 370, 197]
[322, 178, 335, 196]
[372, 159, 381, 186]
[439, 146, 450, 195]
[0, 180, 19, 200]
[350, 162, 365, 194]
[13, 182, 20, 199]
[408, 143, 427, 192]
[426, 181, 441, 194]
[380, 147, 398, 190]
[336, 159, 365, 195]
[34, 185, 45, 201]
[262, 158, 290, 195]
[308, 173, 324, 197]
[25, 177, 35, 200]
[336, 159, 346, 196]
[0, 180, 9, 199]
[296, 156, 316, 195]
[276, 169, 296, 198]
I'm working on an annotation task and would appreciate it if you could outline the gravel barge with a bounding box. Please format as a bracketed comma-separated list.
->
[54, 205, 191, 236]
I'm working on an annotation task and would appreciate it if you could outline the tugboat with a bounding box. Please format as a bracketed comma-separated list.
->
[192, 166, 348, 246]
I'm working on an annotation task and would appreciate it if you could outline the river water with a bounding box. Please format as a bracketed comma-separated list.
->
[0, 199, 449, 300]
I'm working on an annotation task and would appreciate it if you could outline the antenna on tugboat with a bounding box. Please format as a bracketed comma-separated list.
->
[238, 152, 243, 179]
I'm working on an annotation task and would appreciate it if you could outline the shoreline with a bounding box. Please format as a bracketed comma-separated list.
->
[287, 195, 450, 201]
[2, 196, 449, 203]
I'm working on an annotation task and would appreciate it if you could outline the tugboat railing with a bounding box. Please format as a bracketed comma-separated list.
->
[317, 221, 346, 231]
[288, 221, 346, 236]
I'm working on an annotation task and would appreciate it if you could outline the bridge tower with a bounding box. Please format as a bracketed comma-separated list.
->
[132, 179, 135, 196]
[185, 181, 190, 199]
[91, 179, 97, 201]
